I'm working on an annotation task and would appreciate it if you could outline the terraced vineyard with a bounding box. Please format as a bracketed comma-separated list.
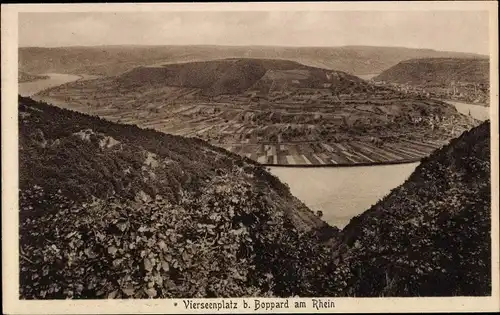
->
[34, 58, 479, 166]
[219, 139, 446, 166]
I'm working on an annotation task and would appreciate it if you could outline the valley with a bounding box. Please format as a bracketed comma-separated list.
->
[19, 59, 487, 228]
[17, 95, 492, 298]
[32, 58, 478, 166]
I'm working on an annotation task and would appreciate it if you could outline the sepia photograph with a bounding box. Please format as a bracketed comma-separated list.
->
[2, 2, 499, 314]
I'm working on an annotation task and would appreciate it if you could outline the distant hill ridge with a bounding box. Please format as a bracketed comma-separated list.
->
[18, 71, 49, 83]
[373, 57, 490, 85]
[117, 58, 367, 96]
[19, 45, 487, 77]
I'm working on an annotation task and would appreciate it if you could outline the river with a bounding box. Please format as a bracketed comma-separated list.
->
[19, 73, 489, 229]
[355, 73, 379, 80]
[270, 163, 419, 228]
[18, 73, 83, 97]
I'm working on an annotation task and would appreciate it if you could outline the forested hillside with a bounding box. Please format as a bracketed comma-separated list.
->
[374, 58, 490, 85]
[18, 96, 335, 299]
[19, 96, 491, 298]
[337, 121, 491, 296]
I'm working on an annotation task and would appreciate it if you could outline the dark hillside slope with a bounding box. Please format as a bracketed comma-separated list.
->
[374, 58, 490, 85]
[18, 96, 336, 299]
[337, 121, 491, 296]
[116, 59, 267, 96]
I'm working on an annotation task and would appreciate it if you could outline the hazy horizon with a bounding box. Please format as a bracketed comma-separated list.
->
[19, 11, 490, 55]
[16, 43, 489, 56]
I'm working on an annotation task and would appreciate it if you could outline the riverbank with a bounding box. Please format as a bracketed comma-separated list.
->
[18, 73, 82, 97]
[263, 157, 421, 168]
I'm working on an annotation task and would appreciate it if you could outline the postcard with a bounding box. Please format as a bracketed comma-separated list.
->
[2, 2, 499, 313]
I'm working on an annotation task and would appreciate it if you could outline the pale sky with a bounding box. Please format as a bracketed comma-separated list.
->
[18, 11, 490, 55]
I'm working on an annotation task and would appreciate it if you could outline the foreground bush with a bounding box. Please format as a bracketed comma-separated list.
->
[338, 121, 491, 296]
[19, 96, 491, 298]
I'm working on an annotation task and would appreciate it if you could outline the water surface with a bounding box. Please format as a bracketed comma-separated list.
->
[19, 73, 82, 97]
[270, 163, 419, 228]
[355, 73, 379, 80]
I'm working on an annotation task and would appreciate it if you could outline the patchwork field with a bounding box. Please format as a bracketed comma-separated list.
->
[219, 140, 445, 166]
[33, 59, 479, 166]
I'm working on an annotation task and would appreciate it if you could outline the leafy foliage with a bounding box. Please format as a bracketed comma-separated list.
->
[19, 96, 491, 298]
[20, 169, 341, 299]
[338, 121, 491, 296]
[19, 96, 334, 299]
